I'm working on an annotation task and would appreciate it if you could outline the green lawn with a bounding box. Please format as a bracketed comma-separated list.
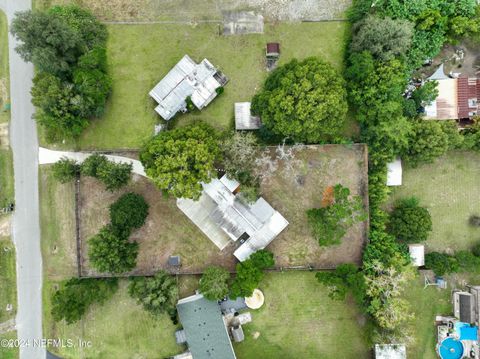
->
[390, 150, 480, 252]
[234, 271, 370, 359]
[0, 149, 14, 208]
[52, 21, 349, 150]
[0, 331, 19, 359]
[0, 238, 16, 323]
[43, 279, 184, 359]
[402, 275, 452, 359]
[0, 10, 9, 124]
[39, 166, 184, 358]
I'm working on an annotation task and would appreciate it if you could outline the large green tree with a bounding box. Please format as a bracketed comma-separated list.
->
[51, 278, 118, 324]
[128, 271, 178, 316]
[109, 193, 149, 235]
[230, 250, 275, 298]
[199, 266, 231, 301]
[88, 225, 138, 274]
[140, 123, 221, 200]
[351, 15, 414, 61]
[251, 57, 348, 143]
[307, 184, 366, 247]
[389, 197, 432, 243]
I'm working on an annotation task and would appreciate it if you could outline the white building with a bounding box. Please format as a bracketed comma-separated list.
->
[387, 158, 402, 186]
[149, 55, 227, 121]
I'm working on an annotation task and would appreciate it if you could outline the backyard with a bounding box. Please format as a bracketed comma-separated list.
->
[69, 144, 369, 276]
[34, 0, 351, 22]
[389, 150, 480, 252]
[234, 271, 370, 359]
[39, 21, 350, 150]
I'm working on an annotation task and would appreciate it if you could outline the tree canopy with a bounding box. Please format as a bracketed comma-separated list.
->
[199, 266, 231, 301]
[109, 193, 149, 235]
[140, 123, 221, 200]
[230, 250, 275, 298]
[307, 184, 366, 246]
[128, 271, 178, 316]
[389, 197, 432, 243]
[81, 154, 132, 191]
[88, 225, 138, 274]
[51, 157, 80, 183]
[251, 57, 348, 144]
[351, 15, 414, 61]
[51, 278, 118, 324]
[11, 6, 111, 142]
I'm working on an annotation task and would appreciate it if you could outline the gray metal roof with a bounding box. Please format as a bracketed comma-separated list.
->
[177, 294, 236, 359]
[177, 175, 289, 261]
[149, 55, 222, 120]
[234, 102, 261, 130]
[460, 293, 475, 323]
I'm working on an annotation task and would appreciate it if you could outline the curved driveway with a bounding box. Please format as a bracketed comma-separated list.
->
[1, 1, 46, 358]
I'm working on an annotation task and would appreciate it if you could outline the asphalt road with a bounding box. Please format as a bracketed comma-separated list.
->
[1, 1, 46, 358]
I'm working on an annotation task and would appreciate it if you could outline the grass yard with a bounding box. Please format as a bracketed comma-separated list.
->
[402, 275, 451, 359]
[0, 331, 19, 359]
[261, 144, 369, 267]
[234, 271, 371, 359]
[43, 279, 184, 359]
[0, 238, 16, 323]
[389, 151, 480, 252]
[39, 166, 78, 280]
[46, 21, 350, 150]
[0, 149, 14, 208]
[0, 10, 9, 124]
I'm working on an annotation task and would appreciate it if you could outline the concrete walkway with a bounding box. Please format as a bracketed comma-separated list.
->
[39, 147, 147, 177]
[0, 1, 46, 358]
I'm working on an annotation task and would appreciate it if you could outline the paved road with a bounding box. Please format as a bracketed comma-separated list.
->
[1, 1, 46, 358]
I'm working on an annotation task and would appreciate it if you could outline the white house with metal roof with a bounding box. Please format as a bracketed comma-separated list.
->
[177, 175, 288, 261]
[149, 55, 227, 121]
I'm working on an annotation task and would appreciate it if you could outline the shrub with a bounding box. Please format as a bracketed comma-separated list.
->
[425, 252, 459, 276]
[472, 243, 480, 257]
[316, 263, 365, 305]
[230, 250, 275, 298]
[51, 278, 118, 324]
[389, 197, 432, 243]
[128, 271, 178, 317]
[88, 225, 138, 274]
[199, 266, 231, 301]
[81, 154, 132, 191]
[469, 215, 480, 227]
[52, 157, 79, 183]
[110, 193, 149, 235]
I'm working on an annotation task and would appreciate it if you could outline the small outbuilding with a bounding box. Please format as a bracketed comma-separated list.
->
[387, 158, 402, 186]
[266, 43, 280, 58]
[235, 102, 261, 130]
[409, 244, 425, 267]
[375, 344, 407, 359]
[231, 325, 245, 342]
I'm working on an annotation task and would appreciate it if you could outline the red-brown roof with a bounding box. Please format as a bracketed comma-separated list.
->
[457, 75, 479, 119]
[266, 43, 280, 55]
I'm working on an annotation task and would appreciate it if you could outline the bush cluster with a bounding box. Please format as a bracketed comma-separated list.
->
[88, 192, 149, 274]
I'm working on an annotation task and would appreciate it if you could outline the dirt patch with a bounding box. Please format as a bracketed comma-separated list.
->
[0, 216, 10, 237]
[37, 0, 351, 22]
[78, 144, 368, 277]
[257, 144, 369, 267]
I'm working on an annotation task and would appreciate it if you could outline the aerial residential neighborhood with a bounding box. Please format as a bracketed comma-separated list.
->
[0, 1, 480, 359]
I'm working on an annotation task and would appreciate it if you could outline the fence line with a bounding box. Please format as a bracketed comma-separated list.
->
[74, 173, 82, 277]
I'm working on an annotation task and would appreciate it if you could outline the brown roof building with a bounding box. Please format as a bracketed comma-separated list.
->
[424, 64, 479, 120]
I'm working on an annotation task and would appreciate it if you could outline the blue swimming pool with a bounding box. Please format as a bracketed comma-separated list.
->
[438, 338, 464, 359]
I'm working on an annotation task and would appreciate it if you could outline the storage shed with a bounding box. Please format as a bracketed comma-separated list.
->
[387, 158, 402, 186]
[235, 102, 261, 130]
[408, 244, 425, 267]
